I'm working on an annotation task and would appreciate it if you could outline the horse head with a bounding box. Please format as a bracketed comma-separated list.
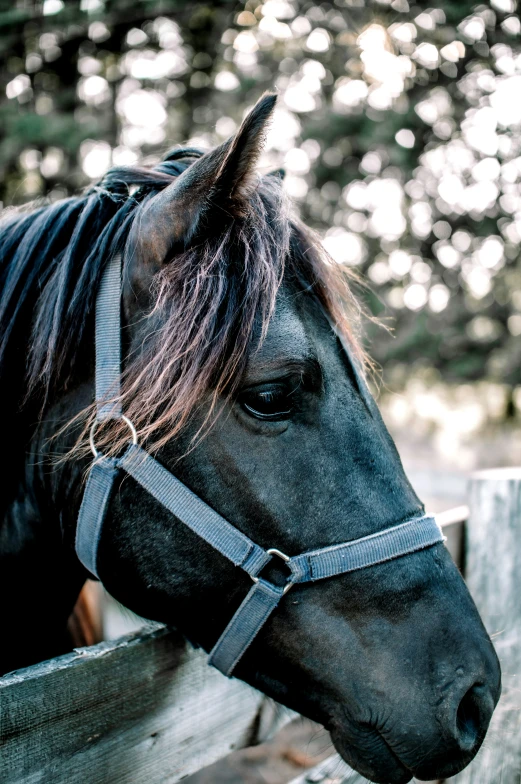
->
[16, 94, 500, 783]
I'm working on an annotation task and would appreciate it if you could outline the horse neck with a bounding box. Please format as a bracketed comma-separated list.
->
[0, 407, 86, 675]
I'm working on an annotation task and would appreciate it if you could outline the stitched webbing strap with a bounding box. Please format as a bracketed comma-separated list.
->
[119, 444, 271, 577]
[208, 580, 284, 673]
[76, 457, 119, 579]
[289, 516, 443, 582]
[95, 253, 122, 421]
[209, 514, 443, 676]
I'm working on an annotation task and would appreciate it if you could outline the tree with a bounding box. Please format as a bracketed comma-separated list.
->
[1, 0, 520, 386]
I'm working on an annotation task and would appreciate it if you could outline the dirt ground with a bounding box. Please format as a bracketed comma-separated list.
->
[184, 719, 441, 784]
[184, 718, 335, 784]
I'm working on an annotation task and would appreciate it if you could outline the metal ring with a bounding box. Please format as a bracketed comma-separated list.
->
[251, 548, 294, 594]
[89, 415, 138, 458]
[267, 548, 290, 562]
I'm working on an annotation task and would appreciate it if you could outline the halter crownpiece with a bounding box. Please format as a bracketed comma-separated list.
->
[76, 253, 445, 677]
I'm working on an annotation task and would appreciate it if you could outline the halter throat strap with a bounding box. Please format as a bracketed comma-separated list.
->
[76, 253, 445, 677]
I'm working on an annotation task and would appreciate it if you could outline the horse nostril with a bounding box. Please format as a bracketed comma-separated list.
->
[456, 685, 485, 751]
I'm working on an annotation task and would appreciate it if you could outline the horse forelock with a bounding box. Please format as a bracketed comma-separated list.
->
[0, 149, 365, 461]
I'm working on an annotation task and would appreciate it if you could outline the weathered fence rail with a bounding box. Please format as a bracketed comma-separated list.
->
[0, 625, 290, 784]
[1, 468, 519, 784]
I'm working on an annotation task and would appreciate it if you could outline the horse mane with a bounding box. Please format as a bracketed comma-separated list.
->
[0, 148, 364, 501]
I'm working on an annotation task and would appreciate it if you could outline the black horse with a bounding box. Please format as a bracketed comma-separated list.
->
[0, 94, 500, 783]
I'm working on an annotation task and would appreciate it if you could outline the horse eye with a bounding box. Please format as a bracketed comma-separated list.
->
[239, 384, 294, 421]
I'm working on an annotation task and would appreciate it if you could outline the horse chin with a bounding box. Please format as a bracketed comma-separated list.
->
[411, 747, 483, 782]
[330, 727, 413, 784]
[331, 722, 483, 784]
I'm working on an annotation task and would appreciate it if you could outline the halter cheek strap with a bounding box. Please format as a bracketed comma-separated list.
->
[76, 254, 445, 677]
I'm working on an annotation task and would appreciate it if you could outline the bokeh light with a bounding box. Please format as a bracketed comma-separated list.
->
[1, 0, 521, 432]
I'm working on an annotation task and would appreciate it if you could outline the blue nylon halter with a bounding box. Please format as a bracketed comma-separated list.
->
[76, 253, 445, 677]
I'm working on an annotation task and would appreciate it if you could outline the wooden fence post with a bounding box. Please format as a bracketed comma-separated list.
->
[451, 467, 521, 783]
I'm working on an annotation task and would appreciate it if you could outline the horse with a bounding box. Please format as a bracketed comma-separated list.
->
[0, 93, 500, 784]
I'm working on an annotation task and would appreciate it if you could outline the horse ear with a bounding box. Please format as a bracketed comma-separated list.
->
[128, 93, 277, 275]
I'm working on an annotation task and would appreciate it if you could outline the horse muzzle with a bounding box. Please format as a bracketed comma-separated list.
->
[330, 674, 499, 784]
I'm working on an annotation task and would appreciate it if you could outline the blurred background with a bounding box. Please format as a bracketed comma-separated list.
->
[2, 5, 519, 779]
[1, 0, 520, 501]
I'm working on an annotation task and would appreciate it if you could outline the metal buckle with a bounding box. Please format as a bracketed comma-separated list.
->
[89, 415, 138, 459]
[252, 548, 294, 595]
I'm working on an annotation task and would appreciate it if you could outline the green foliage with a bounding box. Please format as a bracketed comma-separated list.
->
[0, 0, 520, 385]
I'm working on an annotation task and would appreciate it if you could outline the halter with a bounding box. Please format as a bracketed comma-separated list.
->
[76, 254, 445, 677]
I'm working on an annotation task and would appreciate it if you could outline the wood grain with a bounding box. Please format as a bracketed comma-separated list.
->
[0, 624, 288, 784]
[450, 468, 521, 783]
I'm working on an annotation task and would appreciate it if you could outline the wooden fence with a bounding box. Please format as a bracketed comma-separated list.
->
[0, 626, 293, 783]
[1, 468, 520, 784]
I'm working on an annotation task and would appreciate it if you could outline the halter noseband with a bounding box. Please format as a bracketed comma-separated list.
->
[76, 254, 445, 677]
